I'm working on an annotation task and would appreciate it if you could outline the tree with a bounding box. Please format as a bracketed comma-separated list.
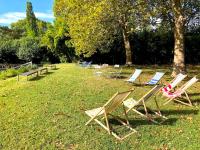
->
[54, 0, 149, 64]
[17, 37, 41, 62]
[26, 1, 38, 37]
[151, 0, 200, 75]
[171, 0, 186, 76]
[41, 18, 76, 62]
[0, 26, 21, 39]
[0, 40, 19, 63]
[11, 19, 51, 38]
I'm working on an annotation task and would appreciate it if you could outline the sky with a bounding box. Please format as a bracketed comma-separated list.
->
[0, 0, 54, 26]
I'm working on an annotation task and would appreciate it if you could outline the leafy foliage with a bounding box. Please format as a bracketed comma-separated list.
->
[26, 1, 38, 37]
[17, 37, 41, 61]
[0, 40, 19, 63]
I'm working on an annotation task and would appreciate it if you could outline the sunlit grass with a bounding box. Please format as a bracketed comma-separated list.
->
[0, 64, 199, 149]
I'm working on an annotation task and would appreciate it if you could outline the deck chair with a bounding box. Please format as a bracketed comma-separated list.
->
[161, 73, 187, 93]
[85, 89, 137, 140]
[114, 64, 120, 68]
[145, 72, 165, 85]
[163, 76, 199, 106]
[123, 85, 167, 124]
[81, 61, 92, 68]
[125, 69, 142, 84]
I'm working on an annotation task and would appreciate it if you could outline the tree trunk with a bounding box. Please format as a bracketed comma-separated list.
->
[171, 0, 186, 77]
[122, 28, 132, 65]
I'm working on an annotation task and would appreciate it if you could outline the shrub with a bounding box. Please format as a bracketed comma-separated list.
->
[31, 64, 38, 69]
[17, 37, 42, 62]
[0, 40, 19, 63]
[0, 71, 7, 80]
[5, 69, 18, 77]
[17, 66, 29, 74]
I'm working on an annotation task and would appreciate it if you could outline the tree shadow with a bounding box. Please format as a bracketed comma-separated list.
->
[161, 109, 199, 116]
[50, 68, 59, 70]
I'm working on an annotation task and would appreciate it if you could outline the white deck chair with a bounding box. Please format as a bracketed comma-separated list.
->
[146, 72, 165, 85]
[126, 69, 142, 83]
[161, 73, 187, 92]
[85, 89, 136, 140]
[114, 64, 120, 68]
[123, 85, 167, 124]
[163, 76, 199, 106]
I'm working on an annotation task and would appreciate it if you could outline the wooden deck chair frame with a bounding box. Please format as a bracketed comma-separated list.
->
[85, 89, 137, 140]
[124, 85, 167, 124]
[163, 76, 199, 107]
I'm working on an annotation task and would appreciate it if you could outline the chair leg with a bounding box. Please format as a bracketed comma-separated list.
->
[142, 100, 149, 117]
[123, 105, 129, 125]
[104, 112, 111, 134]
[153, 97, 168, 120]
[184, 91, 192, 106]
[154, 97, 161, 115]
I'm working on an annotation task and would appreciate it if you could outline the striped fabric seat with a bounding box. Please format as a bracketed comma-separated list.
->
[163, 76, 199, 106]
[161, 73, 187, 92]
[146, 72, 165, 85]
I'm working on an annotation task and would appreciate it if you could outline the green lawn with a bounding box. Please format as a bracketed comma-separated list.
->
[0, 64, 200, 149]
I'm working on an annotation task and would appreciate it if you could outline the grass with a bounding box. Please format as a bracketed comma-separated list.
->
[0, 64, 200, 149]
[0, 66, 31, 80]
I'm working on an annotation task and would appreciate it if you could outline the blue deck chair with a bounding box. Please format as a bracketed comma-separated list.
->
[125, 69, 142, 83]
[146, 72, 165, 85]
[81, 61, 92, 68]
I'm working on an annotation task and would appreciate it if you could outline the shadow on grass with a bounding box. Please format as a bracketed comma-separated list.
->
[29, 72, 54, 81]
[161, 109, 199, 115]
[108, 117, 178, 127]
[105, 75, 127, 79]
[50, 68, 59, 70]
[188, 92, 200, 97]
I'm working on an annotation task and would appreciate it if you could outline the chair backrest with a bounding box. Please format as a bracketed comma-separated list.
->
[138, 85, 162, 104]
[170, 73, 187, 88]
[87, 61, 92, 66]
[180, 76, 198, 92]
[104, 90, 133, 114]
[102, 64, 109, 67]
[147, 72, 165, 85]
[128, 69, 142, 82]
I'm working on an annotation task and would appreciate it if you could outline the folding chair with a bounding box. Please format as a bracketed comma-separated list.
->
[125, 69, 142, 84]
[161, 73, 187, 93]
[123, 85, 167, 124]
[163, 76, 199, 106]
[145, 72, 165, 85]
[114, 64, 120, 68]
[85, 89, 137, 140]
[81, 61, 92, 68]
